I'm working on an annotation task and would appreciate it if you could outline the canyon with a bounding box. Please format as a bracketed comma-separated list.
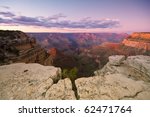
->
[0, 30, 150, 99]
[29, 32, 150, 77]
[28, 33, 128, 51]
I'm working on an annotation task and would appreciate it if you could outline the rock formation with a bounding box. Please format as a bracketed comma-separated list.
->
[0, 63, 76, 99]
[0, 30, 52, 66]
[0, 55, 150, 100]
[122, 32, 150, 51]
[75, 74, 150, 99]
[76, 55, 150, 99]
[108, 55, 125, 66]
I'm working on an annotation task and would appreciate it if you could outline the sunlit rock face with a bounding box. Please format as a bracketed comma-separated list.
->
[131, 32, 150, 40]
[122, 32, 150, 51]
[0, 63, 75, 100]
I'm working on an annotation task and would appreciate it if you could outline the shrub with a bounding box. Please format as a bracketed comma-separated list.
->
[62, 69, 69, 78]
[62, 67, 78, 81]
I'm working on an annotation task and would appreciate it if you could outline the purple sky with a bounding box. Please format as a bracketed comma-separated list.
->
[0, 0, 150, 32]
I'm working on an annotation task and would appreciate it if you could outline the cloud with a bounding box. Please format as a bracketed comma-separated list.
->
[0, 6, 10, 9]
[47, 13, 66, 20]
[0, 11, 120, 29]
[0, 11, 15, 17]
[14, 16, 40, 23]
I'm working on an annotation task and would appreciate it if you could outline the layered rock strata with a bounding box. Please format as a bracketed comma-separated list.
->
[122, 32, 150, 51]
[0, 30, 52, 65]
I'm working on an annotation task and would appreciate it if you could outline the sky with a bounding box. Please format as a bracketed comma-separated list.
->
[0, 0, 150, 33]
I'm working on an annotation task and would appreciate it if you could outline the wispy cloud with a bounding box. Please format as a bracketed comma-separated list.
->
[0, 11, 120, 29]
[0, 6, 10, 9]
[0, 11, 15, 17]
[47, 13, 66, 20]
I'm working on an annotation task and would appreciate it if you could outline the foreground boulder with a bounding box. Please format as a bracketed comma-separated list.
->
[0, 63, 75, 99]
[45, 78, 76, 100]
[0, 55, 150, 100]
[76, 55, 150, 100]
[75, 74, 150, 100]
[126, 55, 150, 78]
[95, 55, 150, 82]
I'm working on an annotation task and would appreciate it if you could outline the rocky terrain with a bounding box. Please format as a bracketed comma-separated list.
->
[0, 30, 150, 99]
[0, 63, 75, 99]
[0, 55, 150, 100]
[0, 30, 52, 66]
[122, 32, 150, 51]
[75, 32, 150, 75]
[0, 31, 128, 77]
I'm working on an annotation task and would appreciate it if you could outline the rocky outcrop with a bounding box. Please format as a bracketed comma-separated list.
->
[95, 55, 150, 82]
[45, 78, 76, 100]
[0, 30, 52, 66]
[122, 32, 150, 51]
[76, 55, 150, 100]
[0, 55, 150, 100]
[126, 55, 150, 77]
[129, 32, 150, 40]
[0, 63, 76, 99]
[75, 74, 150, 100]
[109, 55, 125, 66]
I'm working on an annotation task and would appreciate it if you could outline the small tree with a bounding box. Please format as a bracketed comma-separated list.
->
[69, 67, 78, 81]
[62, 67, 78, 81]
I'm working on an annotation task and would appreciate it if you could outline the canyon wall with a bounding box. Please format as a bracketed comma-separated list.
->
[29, 33, 128, 51]
[122, 32, 150, 51]
[0, 30, 52, 65]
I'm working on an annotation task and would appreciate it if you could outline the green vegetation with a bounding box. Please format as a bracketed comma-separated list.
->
[143, 51, 150, 56]
[62, 67, 79, 99]
[62, 67, 78, 82]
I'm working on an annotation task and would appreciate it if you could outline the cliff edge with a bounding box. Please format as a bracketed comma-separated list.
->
[0, 55, 150, 100]
[0, 30, 52, 65]
[0, 63, 76, 99]
[76, 55, 150, 100]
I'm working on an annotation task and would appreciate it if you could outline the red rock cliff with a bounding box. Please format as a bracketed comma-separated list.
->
[122, 32, 150, 51]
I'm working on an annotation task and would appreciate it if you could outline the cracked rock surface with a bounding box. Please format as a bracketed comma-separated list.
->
[75, 74, 150, 100]
[0, 63, 76, 99]
[0, 55, 150, 100]
[76, 55, 150, 100]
